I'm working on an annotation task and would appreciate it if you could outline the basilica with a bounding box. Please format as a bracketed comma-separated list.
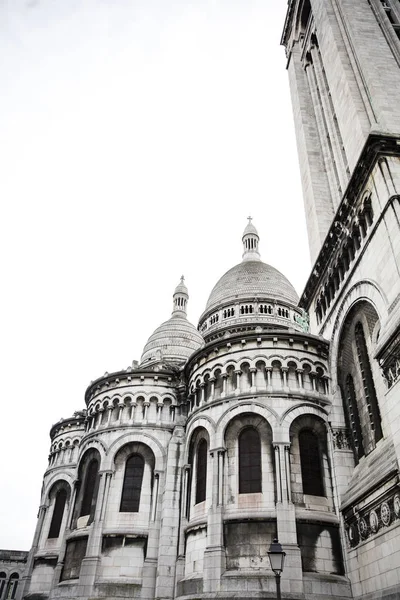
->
[2, 1, 400, 600]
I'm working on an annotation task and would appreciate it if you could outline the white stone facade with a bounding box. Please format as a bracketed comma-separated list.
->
[4, 2, 400, 600]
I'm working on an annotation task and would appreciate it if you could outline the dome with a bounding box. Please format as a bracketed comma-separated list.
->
[140, 278, 203, 366]
[140, 315, 204, 366]
[205, 260, 299, 312]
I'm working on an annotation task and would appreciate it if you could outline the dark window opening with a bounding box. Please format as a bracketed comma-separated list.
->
[5, 574, 19, 600]
[299, 429, 324, 496]
[48, 488, 67, 538]
[61, 538, 88, 581]
[239, 427, 262, 493]
[355, 322, 383, 443]
[120, 454, 145, 512]
[80, 459, 99, 517]
[195, 439, 208, 504]
[345, 374, 365, 461]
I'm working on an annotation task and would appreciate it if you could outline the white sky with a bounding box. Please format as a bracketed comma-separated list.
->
[0, 0, 310, 550]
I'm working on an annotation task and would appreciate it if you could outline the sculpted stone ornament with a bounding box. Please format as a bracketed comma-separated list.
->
[294, 309, 310, 332]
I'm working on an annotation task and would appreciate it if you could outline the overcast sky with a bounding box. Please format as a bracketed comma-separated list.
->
[0, 0, 310, 550]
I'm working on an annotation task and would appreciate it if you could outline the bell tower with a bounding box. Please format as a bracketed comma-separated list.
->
[282, 2, 400, 600]
[282, 0, 400, 261]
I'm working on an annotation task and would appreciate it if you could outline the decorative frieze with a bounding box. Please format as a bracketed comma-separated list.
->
[344, 489, 400, 549]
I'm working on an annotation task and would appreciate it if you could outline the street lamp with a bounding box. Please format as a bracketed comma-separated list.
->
[268, 538, 286, 600]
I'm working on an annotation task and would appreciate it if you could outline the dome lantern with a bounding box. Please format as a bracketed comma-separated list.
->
[242, 216, 260, 262]
[172, 275, 188, 317]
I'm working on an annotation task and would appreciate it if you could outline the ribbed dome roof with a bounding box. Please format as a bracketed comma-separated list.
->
[140, 315, 204, 366]
[140, 278, 203, 366]
[205, 260, 299, 312]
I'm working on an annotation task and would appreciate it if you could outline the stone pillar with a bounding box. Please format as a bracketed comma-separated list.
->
[18, 505, 48, 599]
[200, 383, 206, 405]
[107, 406, 113, 427]
[282, 367, 288, 388]
[250, 367, 257, 392]
[234, 370, 241, 395]
[155, 427, 185, 600]
[296, 368, 304, 389]
[80, 470, 110, 590]
[203, 448, 226, 594]
[274, 440, 302, 596]
[130, 400, 137, 422]
[143, 470, 164, 600]
[209, 378, 215, 401]
[221, 374, 227, 398]
[265, 366, 272, 389]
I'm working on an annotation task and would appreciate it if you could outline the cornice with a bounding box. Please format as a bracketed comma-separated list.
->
[300, 132, 400, 310]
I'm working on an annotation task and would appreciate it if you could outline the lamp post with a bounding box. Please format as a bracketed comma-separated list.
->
[268, 538, 286, 600]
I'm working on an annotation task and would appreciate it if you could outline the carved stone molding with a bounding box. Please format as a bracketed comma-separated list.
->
[344, 487, 400, 549]
[331, 428, 352, 450]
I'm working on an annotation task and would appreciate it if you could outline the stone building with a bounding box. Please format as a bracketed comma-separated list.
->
[0, 551, 28, 600]
[5, 1, 400, 600]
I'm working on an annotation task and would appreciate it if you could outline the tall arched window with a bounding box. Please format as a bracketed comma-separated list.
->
[345, 374, 365, 461]
[355, 322, 383, 442]
[195, 439, 207, 504]
[48, 488, 67, 538]
[120, 454, 144, 512]
[80, 459, 99, 517]
[0, 573, 6, 599]
[5, 574, 19, 600]
[239, 427, 262, 493]
[299, 429, 324, 496]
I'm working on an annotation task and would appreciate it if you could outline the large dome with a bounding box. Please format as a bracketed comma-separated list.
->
[205, 260, 299, 312]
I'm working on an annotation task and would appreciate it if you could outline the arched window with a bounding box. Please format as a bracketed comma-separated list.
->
[80, 459, 99, 517]
[355, 322, 383, 442]
[120, 454, 144, 512]
[48, 488, 67, 538]
[239, 427, 262, 493]
[299, 429, 324, 496]
[195, 439, 207, 504]
[5, 574, 19, 600]
[345, 374, 365, 461]
[0, 573, 6, 599]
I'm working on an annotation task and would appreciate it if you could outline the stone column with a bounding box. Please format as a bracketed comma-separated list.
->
[296, 368, 304, 389]
[265, 366, 272, 389]
[274, 439, 301, 593]
[203, 448, 226, 594]
[209, 378, 215, 401]
[155, 427, 185, 600]
[130, 400, 137, 422]
[81, 471, 109, 590]
[18, 505, 48, 599]
[200, 383, 206, 405]
[282, 367, 288, 388]
[234, 370, 242, 395]
[143, 470, 164, 600]
[221, 374, 227, 398]
[250, 367, 257, 392]
[117, 402, 124, 422]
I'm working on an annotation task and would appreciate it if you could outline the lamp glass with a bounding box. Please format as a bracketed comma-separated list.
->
[268, 539, 286, 575]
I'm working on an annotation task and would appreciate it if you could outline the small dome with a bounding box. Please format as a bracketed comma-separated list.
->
[140, 278, 203, 366]
[242, 218, 259, 238]
[140, 316, 204, 366]
[205, 260, 299, 313]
